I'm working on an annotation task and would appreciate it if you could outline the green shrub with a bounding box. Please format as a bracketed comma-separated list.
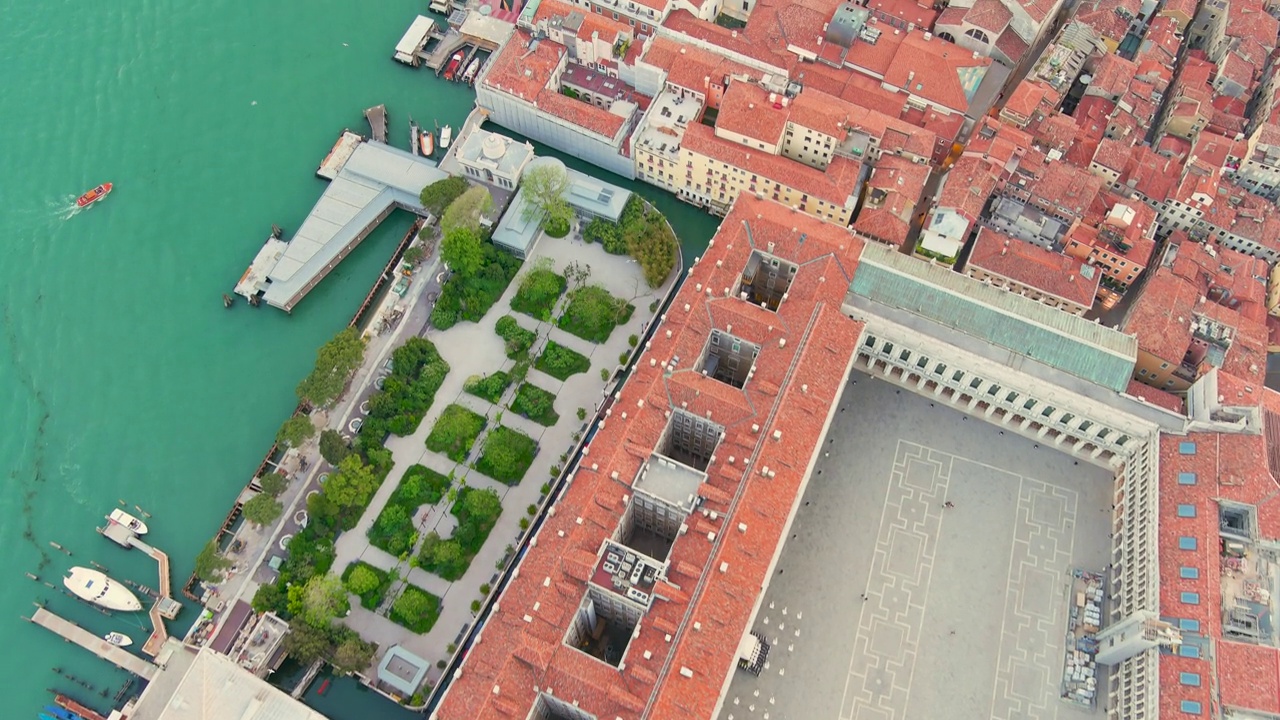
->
[628, 334, 639, 347]
[535, 341, 591, 381]
[360, 338, 451, 440]
[367, 464, 450, 556]
[494, 315, 537, 359]
[527, 504, 538, 516]
[480, 583, 491, 594]
[509, 382, 560, 426]
[558, 285, 635, 343]
[576, 407, 587, 421]
[470, 599, 482, 613]
[474, 425, 538, 485]
[510, 260, 567, 321]
[543, 215, 570, 238]
[389, 584, 442, 634]
[464, 371, 512, 404]
[341, 561, 392, 610]
[600, 368, 610, 381]
[418, 487, 502, 580]
[430, 241, 522, 330]
[425, 404, 488, 463]
[519, 517, 530, 530]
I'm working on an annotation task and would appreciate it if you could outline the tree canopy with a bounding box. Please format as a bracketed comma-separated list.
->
[331, 631, 376, 676]
[259, 471, 289, 498]
[301, 572, 350, 628]
[295, 327, 366, 408]
[194, 540, 233, 583]
[282, 622, 332, 665]
[441, 226, 485, 278]
[325, 453, 382, 515]
[419, 176, 469, 216]
[276, 414, 316, 448]
[318, 429, 351, 466]
[440, 186, 493, 235]
[521, 164, 569, 220]
[243, 493, 284, 526]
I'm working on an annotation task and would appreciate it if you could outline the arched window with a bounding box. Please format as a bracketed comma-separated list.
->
[964, 27, 990, 44]
[937, 31, 956, 43]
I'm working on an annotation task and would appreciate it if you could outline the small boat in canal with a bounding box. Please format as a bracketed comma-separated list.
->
[461, 57, 481, 84]
[42, 708, 81, 720]
[63, 567, 143, 612]
[76, 183, 112, 208]
[108, 508, 148, 535]
[440, 124, 453, 149]
[442, 50, 465, 80]
[420, 129, 434, 156]
[104, 631, 133, 647]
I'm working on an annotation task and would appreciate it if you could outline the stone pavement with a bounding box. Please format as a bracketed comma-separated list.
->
[331, 231, 675, 685]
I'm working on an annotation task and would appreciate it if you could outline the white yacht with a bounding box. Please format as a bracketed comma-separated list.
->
[108, 508, 148, 535]
[63, 567, 143, 612]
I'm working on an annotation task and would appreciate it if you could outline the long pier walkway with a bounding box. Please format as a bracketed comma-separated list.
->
[29, 607, 157, 680]
[129, 536, 178, 657]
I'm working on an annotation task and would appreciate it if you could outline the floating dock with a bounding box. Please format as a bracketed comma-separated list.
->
[29, 607, 157, 680]
[394, 15, 441, 66]
[317, 130, 363, 180]
[365, 104, 388, 143]
[97, 523, 180, 657]
[232, 135, 448, 312]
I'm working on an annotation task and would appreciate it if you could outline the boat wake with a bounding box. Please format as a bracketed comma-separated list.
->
[54, 195, 85, 220]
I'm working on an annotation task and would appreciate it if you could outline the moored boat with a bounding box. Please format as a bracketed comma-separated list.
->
[44, 706, 83, 720]
[108, 508, 147, 535]
[63, 567, 143, 612]
[461, 57, 481, 84]
[420, 130, 434, 156]
[76, 183, 112, 208]
[443, 51, 465, 80]
[440, 125, 453, 149]
[104, 631, 133, 647]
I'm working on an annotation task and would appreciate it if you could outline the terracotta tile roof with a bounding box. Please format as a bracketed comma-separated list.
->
[1226, 1, 1280, 46]
[1124, 379, 1185, 413]
[935, 6, 968, 26]
[1159, 0, 1196, 20]
[717, 81, 789, 145]
[681, 123, 864, 206]
[853, 155, 929, 246]
[1074, 0, 1139, 40]
[482, 30, 561, 101]
[994, 27, 1031, 62]
[1087, 53, 1138, 99]
[435, 195, 865, 720]
[1029, 161, 1104, 217]
[1140, 16, 1182, 67]
[1004, 79, 1051, 120]
[967, 227, 1100, 307]
[938, 155, 1000, 221]
[538, 88, 629, 138]
[662, 9, 794, 73]
[1123, 268, 1199, 362]
[1091, 137, 1132, 174]
[1029, 111, 1080, 153]
[1218, 642, 1280, 714]
[882, 32, 992, 114]
[843, 21, 905, 78]
[643, 36, 759, 96]
[1021, 0, 1058, 22]
[535, 0, 631, 44]
[965, 0, 1013, 32]
[1120, 145, 1181, 203]
[865, 0, 939, 27]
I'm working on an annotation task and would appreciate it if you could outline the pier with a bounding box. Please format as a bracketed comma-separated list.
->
[97, 523, 181, 657]
[28, 607, 157, 680]
[364, 104, 388, 143]
[231, 135, 447, 312]
[393, 15, 442, 66]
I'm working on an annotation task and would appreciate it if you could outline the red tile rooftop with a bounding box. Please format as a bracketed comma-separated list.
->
[865, 0, 939, 27]
[717, 81, 789, 145]
[435, 195, 865, 720]
[1124, 379, 1185, 413]
[1029, 111, 1079, 152]
[643, 36, 759, 96]
[482, 30, 560, 102]
[853, 155, 929, 246]
[882, 32, 992, 114]
[967, 227, 1100, 307]
[938, 155, 1001, 220]
[994, 26, 1031, 61]
[1030, 161, 1103, 217]
[1219, 642, 1280, 715]
[1003, 79, 1051, 120]
[1090, 137, 1132, 173]
[1120, 145, 1180, 204]
[1123, 268, 1199, 363]
[662, 9, 795, 74]
[682, 123, 863, 206]
[1227, 0, 1280, 47]
[538, 88, 629, 138]
[842, 20, 905, 78]
[965, 0, 1013, 32]
[535, 0, 631, 43]
[1087, 54, 1138, 99]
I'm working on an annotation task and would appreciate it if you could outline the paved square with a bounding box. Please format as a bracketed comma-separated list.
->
[720, 372, 1112, 720]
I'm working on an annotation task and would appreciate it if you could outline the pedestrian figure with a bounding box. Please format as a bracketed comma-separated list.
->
[944, 501, 955, 509]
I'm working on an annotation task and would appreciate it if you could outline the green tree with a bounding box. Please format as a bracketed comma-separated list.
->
[463, 486, 502, 521]
[301, 572, 350, 628]
[403, 243, 427, 266]
[325, 454, 381, 513]
[542, 198, 573, 236]
[276, 414, 316, 448]
[194, 540, 233, 583]
[282, 622, 333, 665]
[331, 632, 376, 676]
[296, 327, 367, 408]
[318, 429, 351, 466]
[418, 176, 469, 216]
[440, 186, 493, 235]
[440, 226, 484, 278]
[243, 493, 284, 526]
[259, 471, 289, 498]
[251, 582, 287, 615]
[345, 564, 382, 597]
[521, 163, 570, 221]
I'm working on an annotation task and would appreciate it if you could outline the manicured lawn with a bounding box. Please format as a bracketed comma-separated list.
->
[535, 340, 590, 381]
[389, 583, 442, 634]
[510, 382, 560, 427]
[425, 404, 488, 463]
[495, 315, 537, 360]
[366, 464, 451, 556]
[557, 285, 635, 343]
[464, 371, 512, 404]
[417, 487, 502, 581]
[341, 560, 392, 611]
[509, 262, 567, 322]
[474, 425, 538, 485]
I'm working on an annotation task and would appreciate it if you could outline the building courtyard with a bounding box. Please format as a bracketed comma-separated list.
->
[722, 371, 1114, 720]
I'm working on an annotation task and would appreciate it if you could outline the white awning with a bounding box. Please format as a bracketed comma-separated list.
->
[394, 16, 435, 62]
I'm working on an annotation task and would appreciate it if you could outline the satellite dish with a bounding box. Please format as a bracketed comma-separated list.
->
[1079, 74, 1093, 84]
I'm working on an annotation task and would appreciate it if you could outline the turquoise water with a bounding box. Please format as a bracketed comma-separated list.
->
[1, 0, 715, 716]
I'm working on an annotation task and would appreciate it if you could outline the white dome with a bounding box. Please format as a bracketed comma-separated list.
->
[481, 133, 506, 160]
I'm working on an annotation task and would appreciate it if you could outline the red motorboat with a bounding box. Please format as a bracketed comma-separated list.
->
[77, 183, 113, 208]
[443, 51, 465, 81]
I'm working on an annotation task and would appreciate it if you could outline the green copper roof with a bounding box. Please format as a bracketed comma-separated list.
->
[850, 244, 1136, 392]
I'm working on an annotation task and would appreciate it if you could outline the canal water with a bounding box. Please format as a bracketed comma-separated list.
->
[0, 0, 716, 716]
